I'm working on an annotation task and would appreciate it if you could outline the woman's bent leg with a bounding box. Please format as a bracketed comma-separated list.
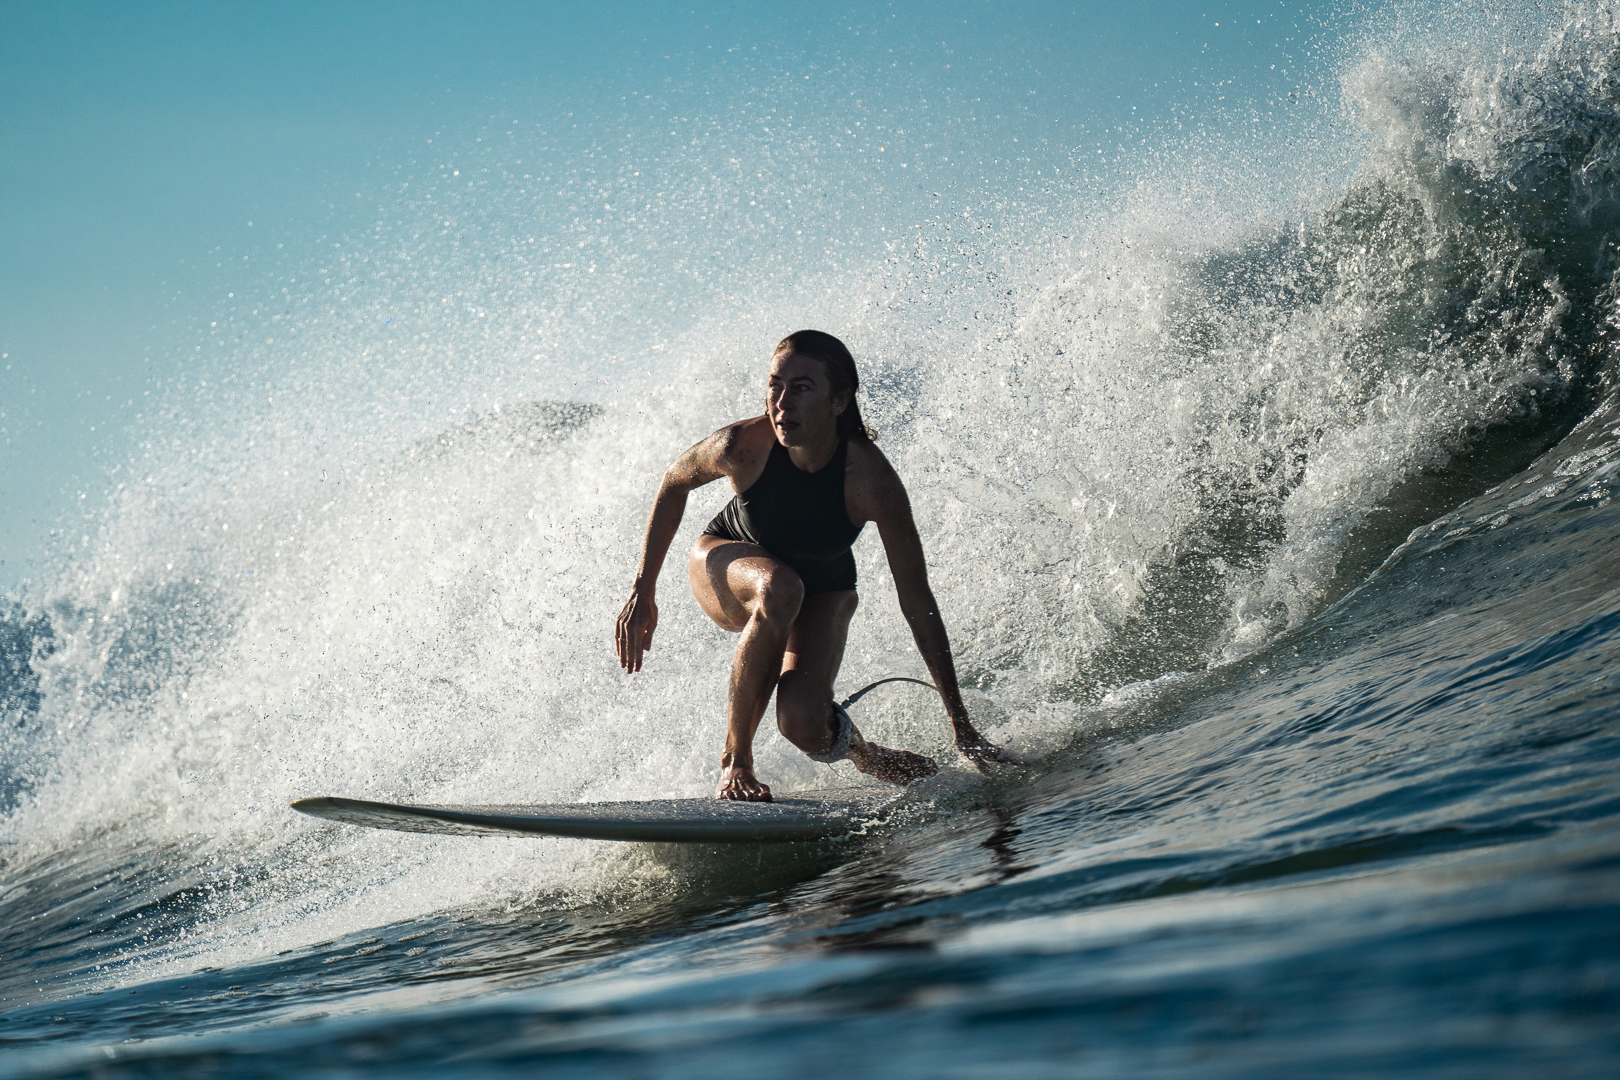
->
[777, 591, 939, 786]
[689, 535, 804, 801]
[775, 591, 858, 753]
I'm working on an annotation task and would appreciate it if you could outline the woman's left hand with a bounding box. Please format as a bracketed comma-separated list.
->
[954, 733, 1022, 773]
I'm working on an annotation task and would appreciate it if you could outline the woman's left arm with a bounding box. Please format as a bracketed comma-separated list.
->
[867, 467, 1011, 769]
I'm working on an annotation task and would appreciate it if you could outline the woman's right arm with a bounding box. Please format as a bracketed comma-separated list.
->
[614, 431, 731, 673]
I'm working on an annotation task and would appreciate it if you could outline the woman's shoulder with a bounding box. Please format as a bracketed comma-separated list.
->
[714, 415, 773, 458]
[705, 415, 775, 482]
[845, 434, 897, 475]
[844, 436, 907, 510]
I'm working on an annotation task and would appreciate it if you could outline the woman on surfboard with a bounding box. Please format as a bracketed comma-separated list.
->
[615, 329, 1008, 801]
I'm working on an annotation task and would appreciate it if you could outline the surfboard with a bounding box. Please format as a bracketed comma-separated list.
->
[290, 787, 900, 843]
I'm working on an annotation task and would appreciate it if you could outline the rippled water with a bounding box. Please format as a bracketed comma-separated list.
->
[4, 2, 1620, 1076]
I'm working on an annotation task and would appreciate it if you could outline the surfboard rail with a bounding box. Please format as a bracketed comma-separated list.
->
[290, 787, 899, 843]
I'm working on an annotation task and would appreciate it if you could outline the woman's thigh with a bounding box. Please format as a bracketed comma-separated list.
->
[777, 590, 860, 710]
[687, 534, 802, 632]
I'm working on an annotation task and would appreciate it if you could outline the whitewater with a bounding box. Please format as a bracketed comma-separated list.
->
[3, 2, 1619, 1075]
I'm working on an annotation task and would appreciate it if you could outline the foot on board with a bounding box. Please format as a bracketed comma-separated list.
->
[848, 738, 939, 786]
[715, 765, 773, 802]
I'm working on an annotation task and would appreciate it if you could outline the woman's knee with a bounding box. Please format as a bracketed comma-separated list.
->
[752, 567, 805, 625]
[774, 671, 833, 752]
[776, 699, 833, 753]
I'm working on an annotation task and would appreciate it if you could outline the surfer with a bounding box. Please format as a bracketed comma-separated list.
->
[615, 329, 1009, 801]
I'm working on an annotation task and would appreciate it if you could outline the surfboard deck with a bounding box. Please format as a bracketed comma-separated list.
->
[290, 787, 900, 843]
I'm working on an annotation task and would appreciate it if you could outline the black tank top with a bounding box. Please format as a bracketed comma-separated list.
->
[701, 436, 863, 594]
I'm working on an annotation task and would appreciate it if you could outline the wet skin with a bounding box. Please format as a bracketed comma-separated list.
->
[615, 349, 1012, 799]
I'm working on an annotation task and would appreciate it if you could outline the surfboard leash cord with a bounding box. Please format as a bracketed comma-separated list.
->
[838, 676, 939, 710]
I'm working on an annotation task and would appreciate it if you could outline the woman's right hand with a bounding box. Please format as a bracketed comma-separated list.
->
[615, 588, 659, 672]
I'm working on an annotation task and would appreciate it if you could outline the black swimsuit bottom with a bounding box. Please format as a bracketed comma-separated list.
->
[701, 436, 864, 594]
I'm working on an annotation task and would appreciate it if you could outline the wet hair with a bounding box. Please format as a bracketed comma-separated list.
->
[774, 329, 875, 441]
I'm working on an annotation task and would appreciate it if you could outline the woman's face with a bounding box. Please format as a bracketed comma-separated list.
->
[767, 351, 848, 448]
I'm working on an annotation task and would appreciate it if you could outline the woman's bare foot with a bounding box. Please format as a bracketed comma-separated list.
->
[846, 731, 938, 786]
[716, 764, 773, 801]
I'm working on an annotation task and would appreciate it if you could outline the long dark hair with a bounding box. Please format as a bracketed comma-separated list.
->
[774, 329, 875, 441]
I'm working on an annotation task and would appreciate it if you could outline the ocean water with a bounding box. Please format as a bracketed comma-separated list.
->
[3, 1, 1620, 1076]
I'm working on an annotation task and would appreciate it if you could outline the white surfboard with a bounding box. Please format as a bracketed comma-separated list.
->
[290, 787, 900, 843]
